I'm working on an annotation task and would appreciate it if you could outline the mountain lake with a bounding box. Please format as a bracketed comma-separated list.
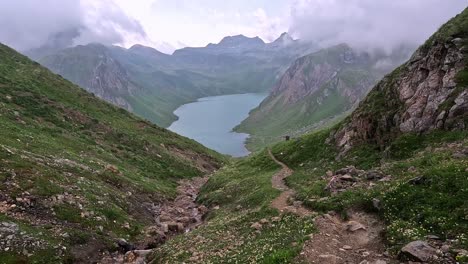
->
[168, 93, 267, 157]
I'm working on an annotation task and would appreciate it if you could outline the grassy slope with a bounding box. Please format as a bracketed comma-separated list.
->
[0, 43, 225, 263]
[150, 151, 316, 263]
[271, 129, 468, 252]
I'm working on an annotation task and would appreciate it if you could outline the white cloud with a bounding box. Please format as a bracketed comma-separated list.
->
[0, 0, 147, 51]
[289, 0, 467, 53]
[1, 0, 464, 54]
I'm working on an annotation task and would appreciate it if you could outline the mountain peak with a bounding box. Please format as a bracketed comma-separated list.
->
[271, 32, 295, 46]
[217, 35, 265, 47]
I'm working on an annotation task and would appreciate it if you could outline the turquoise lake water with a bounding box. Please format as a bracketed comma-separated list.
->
[168, 93, 267, 157]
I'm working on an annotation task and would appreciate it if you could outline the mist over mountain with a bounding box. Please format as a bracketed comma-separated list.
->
[289, 0, 467, 54]
[0, 0, 147, 52]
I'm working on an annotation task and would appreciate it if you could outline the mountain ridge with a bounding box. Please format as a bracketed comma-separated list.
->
[36, 33, 318, 127]
[236, 43, 410, 150]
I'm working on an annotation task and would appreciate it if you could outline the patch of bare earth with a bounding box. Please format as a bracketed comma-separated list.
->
[167, 146, 220, 173]
[297, 211, 390, 264]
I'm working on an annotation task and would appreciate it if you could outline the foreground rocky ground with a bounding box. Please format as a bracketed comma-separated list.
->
[100, 177, 210, 263]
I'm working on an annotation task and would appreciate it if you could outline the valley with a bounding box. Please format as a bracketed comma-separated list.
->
[0, 2, 467, 264]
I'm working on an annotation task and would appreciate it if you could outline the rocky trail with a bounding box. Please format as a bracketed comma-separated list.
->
[268, 149, 312, 217]
[100, 177, 210, 264]
[268, 150, 393, 264]
[297, 211, 390, 264]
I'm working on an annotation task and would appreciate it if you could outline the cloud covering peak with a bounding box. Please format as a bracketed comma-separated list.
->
[289, 0, 467, 53]
[0, 0, 147, 51]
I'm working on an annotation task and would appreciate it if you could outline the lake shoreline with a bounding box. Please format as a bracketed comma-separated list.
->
[168, 93, 267, 157]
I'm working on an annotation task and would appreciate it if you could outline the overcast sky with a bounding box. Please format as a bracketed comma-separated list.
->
[0, 0, 466, 54]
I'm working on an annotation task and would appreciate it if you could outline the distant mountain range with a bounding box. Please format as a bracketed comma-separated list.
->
[27, 33, 318, 127]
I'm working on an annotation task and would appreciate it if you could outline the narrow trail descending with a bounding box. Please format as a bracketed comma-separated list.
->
[268, 149, 312, 217]
[268, 150, 390, 263]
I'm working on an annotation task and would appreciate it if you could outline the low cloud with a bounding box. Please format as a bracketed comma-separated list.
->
[0, 0, 147, 51]
[289, 0, 467, 53]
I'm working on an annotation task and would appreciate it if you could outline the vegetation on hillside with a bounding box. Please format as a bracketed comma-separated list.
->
[0, 43, 224, 262]
[148, 8, 468, 263]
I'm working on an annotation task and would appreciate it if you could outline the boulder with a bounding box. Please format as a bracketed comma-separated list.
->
[399, 240, 437, 262]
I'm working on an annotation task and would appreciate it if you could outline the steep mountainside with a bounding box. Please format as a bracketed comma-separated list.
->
[334, 12, 468, 152]
[37, 33, 317, 128]
[0, 43, 224, 263]
[236, 44, 410, 150]
[40, 44, 137, 111]
[146, 9, 468, 264]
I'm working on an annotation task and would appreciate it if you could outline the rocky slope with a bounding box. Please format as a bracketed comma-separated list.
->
[40, 44, 136, 111]
[35, 33, 317, 128]
[334, 10, 468, 153]
[236, 44, 410, 150]
[0, 43, 224, 263]
[145, 8, 468, 264]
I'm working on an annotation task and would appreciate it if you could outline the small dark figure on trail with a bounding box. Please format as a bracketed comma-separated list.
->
[284, 135, 290, 141]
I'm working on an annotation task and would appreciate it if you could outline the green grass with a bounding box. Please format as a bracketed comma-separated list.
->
[0, 43, 225, 262]
[270, 128, 468, 252]
[148, 151, 316, 263]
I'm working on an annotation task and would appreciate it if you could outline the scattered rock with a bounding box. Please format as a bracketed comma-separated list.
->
[271, 217, 281, 222]
[250, 222, 262, 230]
[293, 200, 303, 207]
[0, 222, 19, 233]
[408, 176, 429, 185]
[105, 164, 120, 174]
[342, 245, 352, 250]
[339, 174, 355, 181]
[372, 198, 381, 211]
[399, 240, 437, 262]
[426, 234, 440, 240]
[259, 218, 269, 224]
[365, 170, 384, 180]
[318, 254, 342, 263]
[440, 244, 450, 253]
[346, 221, 366, 232]
[117, 238, 134, 253]
[452, 151, 467, 159]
